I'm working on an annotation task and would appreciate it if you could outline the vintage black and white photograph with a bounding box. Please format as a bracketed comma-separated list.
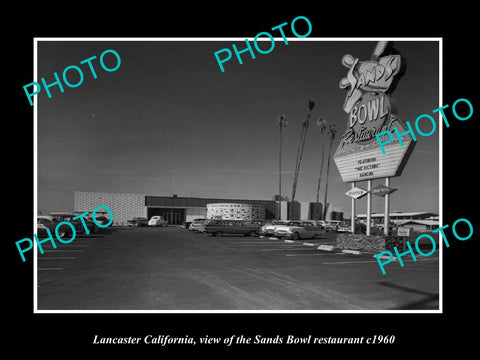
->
[34, 38, 441, 312]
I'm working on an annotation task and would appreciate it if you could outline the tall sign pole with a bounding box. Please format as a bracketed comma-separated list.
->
[384, 177, 390, 235]
[278, 118, 282, 220]
[345, 183, 368, 234]
[334, 41, 415, 239]
[371, 182, 396, 234]
[277, 115, 287, 220]
[351, 181, 356, 234]
[366, 180, 372, 235]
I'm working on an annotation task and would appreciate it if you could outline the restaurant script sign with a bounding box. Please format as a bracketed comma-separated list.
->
[333, 42, 415, 182]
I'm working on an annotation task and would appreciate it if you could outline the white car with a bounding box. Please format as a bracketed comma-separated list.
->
[259, 220, 288, 237]
[317, 220, 340, 232]
[273, 221, 323, 240]
[148, 216, 168, 227]
[189, 218, 208, 232]
[337, 222, 351, 233]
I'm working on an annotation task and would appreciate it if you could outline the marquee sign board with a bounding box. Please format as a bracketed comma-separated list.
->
[334, 44, 415, 183]
[345, 187, 368, 199]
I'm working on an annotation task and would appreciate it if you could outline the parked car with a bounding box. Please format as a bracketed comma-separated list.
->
[204, 219, 262, 237]
[189, 218, 208, 232]
[374, 221, 396, 233]
[93, 214, 112, 227]
[148, 215, 168, 227]
[337, 221, 351, 233]
[353, 221, 395, 235]
[49, 212, 93, 234]
[273, 221, 324, 240]
[37, 215, 67, 238]
[74, 215, 98, 233]
[317, 220, 340, 232]
[182, 221, 193, 229]
[259, 220, 288, 237]
[127, 217, 148, 227]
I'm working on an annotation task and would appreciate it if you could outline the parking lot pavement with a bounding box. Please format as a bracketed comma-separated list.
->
[36, 228, 119, 279]
[37, 238, 93, 272]
[36, 226, 439, 311]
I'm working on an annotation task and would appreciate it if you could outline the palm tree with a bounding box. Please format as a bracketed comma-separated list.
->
[315, 117, 328, 220]
[290, 99, 315, 219]
[277, 114, 288, 220]
[323, 123, 337, 220]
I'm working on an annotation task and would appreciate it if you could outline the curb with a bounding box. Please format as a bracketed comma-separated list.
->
[341, 249, 362, 255]
[260, 236, 340, 252]
[374, 254, 398, 262]
[260, 237, 400, 259]
[317, 244, 336, 252]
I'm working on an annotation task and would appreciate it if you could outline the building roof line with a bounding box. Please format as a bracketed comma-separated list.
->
[357, 211, 437, 217]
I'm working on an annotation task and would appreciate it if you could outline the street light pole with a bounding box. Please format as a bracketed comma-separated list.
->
[351, 181, 356, 234]
[277, 115, 287, 220]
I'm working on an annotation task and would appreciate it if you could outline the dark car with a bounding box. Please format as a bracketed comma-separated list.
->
[182, 221, 193, 229]
[73, 215, 97, 233]
[354, 222, 395, 235]
[37, 216, 68, 238]
[94, 215, 112, 227]
[127, 217, 148, 227]
[204, 219, 261, 237]
[50, 212, 95, 235]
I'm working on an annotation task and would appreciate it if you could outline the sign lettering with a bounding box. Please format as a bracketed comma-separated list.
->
[334, 43, 415, 183]
[345, 187, 368, 199]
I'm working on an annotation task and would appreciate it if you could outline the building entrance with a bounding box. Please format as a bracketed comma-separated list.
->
[147, 208, 185, 225]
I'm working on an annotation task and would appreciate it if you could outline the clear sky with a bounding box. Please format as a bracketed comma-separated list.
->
[37, 39, 439, 217]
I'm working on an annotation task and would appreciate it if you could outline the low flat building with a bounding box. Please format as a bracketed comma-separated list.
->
[397, 219, 439, 232]
[357, 211, 438, 225]
[207, 203, 265, 221]
[75, 191, 276, 225]
[73, 191, 334, 225]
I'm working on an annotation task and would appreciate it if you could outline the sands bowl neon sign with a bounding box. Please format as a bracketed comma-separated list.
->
[349, 93, 390, 129]
[333, 43, 415, 183]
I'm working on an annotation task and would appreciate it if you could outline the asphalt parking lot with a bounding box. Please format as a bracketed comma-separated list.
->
[36, 226, 439, 311]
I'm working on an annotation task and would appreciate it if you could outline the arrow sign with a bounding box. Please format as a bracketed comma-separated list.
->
[345, 187, 368, 199]
[371, 184, 397, 197]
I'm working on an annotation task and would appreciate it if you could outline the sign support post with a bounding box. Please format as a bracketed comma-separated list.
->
[351, 181, 356, 234]
[384, 177, 390, 236]
[366, 180, 372, 236]
[345, 184, 367, 234]
[397, 227, 411, 251]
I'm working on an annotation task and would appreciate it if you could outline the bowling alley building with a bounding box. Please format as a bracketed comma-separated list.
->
[73, 191, 334, 226]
